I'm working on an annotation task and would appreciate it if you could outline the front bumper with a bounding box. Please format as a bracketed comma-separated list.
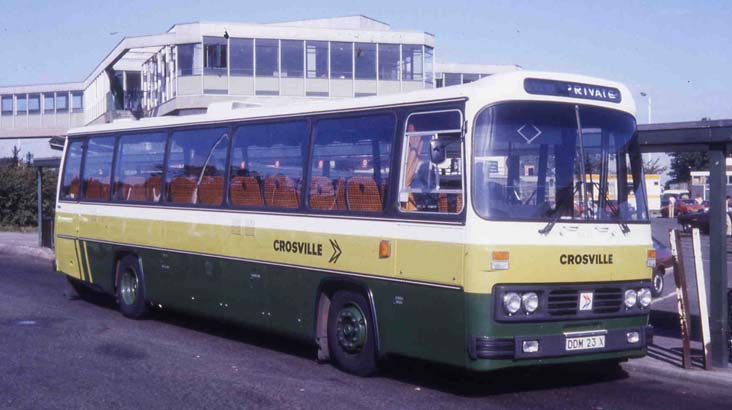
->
[469, 325, 653, 360]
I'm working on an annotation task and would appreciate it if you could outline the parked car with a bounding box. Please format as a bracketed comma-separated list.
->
[652, 237, 674, 297]
[678, 199, 706, 214]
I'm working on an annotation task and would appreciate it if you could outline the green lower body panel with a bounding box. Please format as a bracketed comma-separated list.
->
[62, 240, 650, 372]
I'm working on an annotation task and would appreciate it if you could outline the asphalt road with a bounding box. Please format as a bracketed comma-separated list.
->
[1, 251, 731, 410]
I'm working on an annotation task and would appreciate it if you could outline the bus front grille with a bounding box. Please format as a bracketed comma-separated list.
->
[547, 287, 623, 316]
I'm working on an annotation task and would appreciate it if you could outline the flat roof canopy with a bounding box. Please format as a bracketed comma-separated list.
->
[638, 119, 732, 153]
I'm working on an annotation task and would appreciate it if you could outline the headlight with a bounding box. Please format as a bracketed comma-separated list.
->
[522, 292, 539, 313]
[503, 292, 522, 314]
[638, 288, 652, 307]
[624, 289, 638, 308]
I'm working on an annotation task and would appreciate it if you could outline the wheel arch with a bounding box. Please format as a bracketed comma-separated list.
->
[314, 278, 382, 362]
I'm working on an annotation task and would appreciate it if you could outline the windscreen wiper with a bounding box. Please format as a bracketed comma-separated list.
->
[538, 185, 577, 235]
[601, 188, 630, 233]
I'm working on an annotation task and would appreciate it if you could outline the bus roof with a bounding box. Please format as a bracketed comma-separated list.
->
[67, 70, 635, 136]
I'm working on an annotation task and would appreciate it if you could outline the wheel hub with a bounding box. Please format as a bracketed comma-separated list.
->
[120, 269, 138, 306]
[335, 304, 367, 353]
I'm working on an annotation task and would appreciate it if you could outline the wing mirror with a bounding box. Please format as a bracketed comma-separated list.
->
[429, 140, 447, 164]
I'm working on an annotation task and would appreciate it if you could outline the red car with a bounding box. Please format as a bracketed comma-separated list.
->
[677, 199, 706, 215]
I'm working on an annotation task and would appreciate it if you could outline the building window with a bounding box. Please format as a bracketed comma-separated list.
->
[255, 39, 279, 77]
[16, 95, 27, 115]
[203, 36, 227, 75]
[229, 120, 309, 209]
[56, 92, 69, 112]
[113, 132, 167, 203]
[424, 46, 434, 87]
[444, 73, 461, 87]
[43, 93, 54, 113]
[281, 40, 304, 78]
[28, 94, 40, 114]
[401, 45, 423, 81]
[378, 44, 400, 81]
[177, 43, 202, 76]
[309, 114, 395, 213]
[1, 96, 12, 115]
[306, 41, 328, 79]
[330, 42, 352, 80]
[230, 38, 254, 76]
[166, 127, 229, 205]
[462, 73, 480, 84]
[355, 43, 376, 80]
[71, 92, 83, 112]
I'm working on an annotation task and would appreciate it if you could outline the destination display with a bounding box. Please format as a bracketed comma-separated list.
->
[524, 78, 622, 103]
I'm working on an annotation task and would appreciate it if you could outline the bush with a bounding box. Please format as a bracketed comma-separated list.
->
[0, 165, 57, 228]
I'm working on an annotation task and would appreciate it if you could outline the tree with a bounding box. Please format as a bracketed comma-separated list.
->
[667, 152, 708, 185]
[643, 157, 668, 175]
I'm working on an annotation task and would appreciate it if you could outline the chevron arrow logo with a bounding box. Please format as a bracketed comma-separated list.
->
[329, 239, 342, 264]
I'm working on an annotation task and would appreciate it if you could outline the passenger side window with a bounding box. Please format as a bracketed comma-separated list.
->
[61, 140, 84, 200]
[112, 132, 166, 202]
[399, 110, 464, 213]
[229, 121, 308, 209]
[166, 127, 229, 206]
[309, 114, 395, 212]
[81, 136, 115, 201]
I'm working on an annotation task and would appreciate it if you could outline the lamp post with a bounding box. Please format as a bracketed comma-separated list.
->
[640, 92, 652, 124]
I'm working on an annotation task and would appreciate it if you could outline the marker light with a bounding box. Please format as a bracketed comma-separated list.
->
[379, 240, 391, 259]
[522, 292, 539, 313]
[626, 331, 640, 344]
[503, 292, 522, 315]
[624, 289, 638, 308]
[647, 250, 656, 268]
[491, 251, 510, 270]
[638, 288, 652, 308]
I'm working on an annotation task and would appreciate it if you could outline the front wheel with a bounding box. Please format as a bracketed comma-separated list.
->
[652, 270, 665, 297]
[116, 255, 149, 319]
[327, 290, 377, 376]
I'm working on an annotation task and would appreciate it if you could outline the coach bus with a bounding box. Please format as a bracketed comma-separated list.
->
[55, 70, 654, 375]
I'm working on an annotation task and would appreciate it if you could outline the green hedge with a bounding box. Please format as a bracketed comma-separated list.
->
[0, 165, 58, 228]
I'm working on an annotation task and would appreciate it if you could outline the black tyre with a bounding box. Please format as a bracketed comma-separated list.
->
[115, 255, 149, 319]
[652, 269, 664, 297]
[327, 290, 377, 376]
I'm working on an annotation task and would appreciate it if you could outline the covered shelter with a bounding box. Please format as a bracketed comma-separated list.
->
[638, 119, 732, 368]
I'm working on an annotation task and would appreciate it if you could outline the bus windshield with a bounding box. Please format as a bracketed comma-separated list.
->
[472, 101, 648, 223]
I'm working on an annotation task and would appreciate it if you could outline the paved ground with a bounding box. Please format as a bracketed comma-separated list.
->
[1, 233, 731, 409]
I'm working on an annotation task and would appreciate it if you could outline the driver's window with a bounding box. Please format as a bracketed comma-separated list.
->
[399, 110, 464, 213]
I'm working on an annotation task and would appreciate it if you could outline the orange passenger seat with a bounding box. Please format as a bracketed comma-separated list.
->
[347, 177, 383, 212]
[198, 176, 224, 205]
[264, 175, 299, 208]
[309, 176, 336, 210]
[230, 176, 264, 207]
[170, 177, 197, 204]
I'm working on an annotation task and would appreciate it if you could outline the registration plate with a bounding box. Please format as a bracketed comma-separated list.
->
[565, 335, 606, 351]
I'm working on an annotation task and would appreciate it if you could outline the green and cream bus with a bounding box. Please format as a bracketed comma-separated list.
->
[55, 71, 654, 375]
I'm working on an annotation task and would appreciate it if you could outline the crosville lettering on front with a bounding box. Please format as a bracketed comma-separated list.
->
[559, 253, 614, 265]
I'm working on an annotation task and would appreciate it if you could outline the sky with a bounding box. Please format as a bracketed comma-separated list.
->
[0, 0, 730, 159]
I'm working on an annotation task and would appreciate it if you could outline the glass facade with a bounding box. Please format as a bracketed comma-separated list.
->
[256, 39, 279, 77]
[355, 43, 376, 80]
[306, 41, 328, 79]
[203, 37, 227, 75]
[230, 38, 254, 76]
[281, 40, 304, 78]
[378, 44, 400, 81]
[330, 42, 353, 79]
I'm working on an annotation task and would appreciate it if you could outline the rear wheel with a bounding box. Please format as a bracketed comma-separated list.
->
[115, 255, 148, 319]
[327, 290, 377, 376]
[652, 269, 665, 297]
